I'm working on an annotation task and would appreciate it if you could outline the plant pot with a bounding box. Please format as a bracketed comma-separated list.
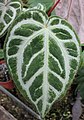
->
[0, 80, 14, 90]
[0, 59, 5, 64]
[0, 60, 15, 90]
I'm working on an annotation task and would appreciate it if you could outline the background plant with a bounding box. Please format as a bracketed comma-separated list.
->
[76, 48, 84, 100]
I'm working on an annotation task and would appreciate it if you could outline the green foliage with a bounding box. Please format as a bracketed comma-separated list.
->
[80, 51, 84, 68]
[0, 0, 22, 38]
[0, 1, 81, 119]
[76, 50, 84, 99]
[27, 0, 54, 11]
[0, 49, 4, 59]
[4, 5, 80, 118]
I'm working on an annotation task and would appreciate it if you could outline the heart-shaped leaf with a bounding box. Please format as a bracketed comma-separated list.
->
[5, 8, 80, 118]
[0, 0, 22, 38]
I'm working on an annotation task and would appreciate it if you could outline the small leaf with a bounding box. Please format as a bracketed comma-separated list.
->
[28, 0, 54, 11]
[5, 7, 80, 118]
[0, 0, 22, 38]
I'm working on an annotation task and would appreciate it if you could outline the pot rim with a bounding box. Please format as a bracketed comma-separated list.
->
[0, 79, 13, 84]
[0, 59, 5, 64]
[0, 80, 14, 90]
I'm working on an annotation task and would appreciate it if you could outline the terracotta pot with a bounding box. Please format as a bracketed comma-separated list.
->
[0, 60, 4, 64]
[0, 60, 15, 90]
[0, 80, 14, 90]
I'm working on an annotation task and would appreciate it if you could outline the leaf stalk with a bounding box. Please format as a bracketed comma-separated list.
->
[48, 0, 60, 16]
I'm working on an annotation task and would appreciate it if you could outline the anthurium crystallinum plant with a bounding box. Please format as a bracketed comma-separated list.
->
[0, 0, 22, 38]
[4, 3, 80, 119]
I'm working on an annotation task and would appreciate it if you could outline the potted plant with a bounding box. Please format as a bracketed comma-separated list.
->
[0, 0, 81, 119]
[0, 49, 14, 90]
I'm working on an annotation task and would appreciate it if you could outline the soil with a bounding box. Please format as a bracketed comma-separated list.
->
[0, 84, 84, 120]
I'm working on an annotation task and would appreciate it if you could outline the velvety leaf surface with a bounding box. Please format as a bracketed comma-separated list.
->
[5, 8, 80, 118]
[28, 0, 54, 11]
[55, 0, 84, 44]
[0, 0, 22, 37]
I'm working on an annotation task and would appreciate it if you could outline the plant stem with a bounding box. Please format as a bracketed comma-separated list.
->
[48, 0, 60, 16]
